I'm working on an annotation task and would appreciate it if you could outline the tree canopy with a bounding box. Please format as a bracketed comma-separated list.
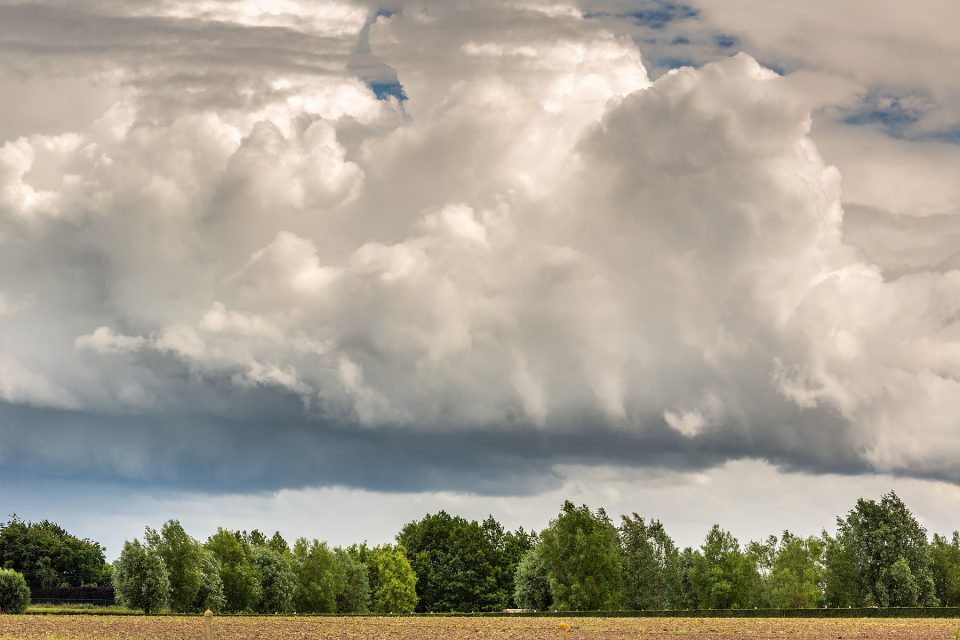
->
[397, 511, 532, 612]
[538, 501, 623, 611]
[0, 517, 109, 592]
[838, 491, 938, 606]
[113, 539, 170, 614]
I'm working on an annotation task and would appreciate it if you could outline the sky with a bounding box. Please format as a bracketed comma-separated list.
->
[2, 0, 960, 559]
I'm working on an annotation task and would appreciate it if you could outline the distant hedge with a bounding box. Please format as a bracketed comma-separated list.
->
[31, 586, 115, 605]
[23, 607, 960, 618]
[494, 607, 960, 618]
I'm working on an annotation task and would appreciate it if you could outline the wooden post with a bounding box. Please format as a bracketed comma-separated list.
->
[204, 609, 214, 640]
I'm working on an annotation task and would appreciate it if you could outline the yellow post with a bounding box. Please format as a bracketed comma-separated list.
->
[556, 621, 570, 639]
[204, 609, 214, 640]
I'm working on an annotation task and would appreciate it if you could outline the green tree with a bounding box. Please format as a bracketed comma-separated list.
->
[619, 514, 682, 610]
[206, 529, 260, 612]
[513, 546, 552, 611]
[113, 539, 170, 614]
[0, 517, 109, 592]
[768, 533, 824, 608]
[676, 547, 699, 609]
[538, 501, 623, 611]
[483, 518, 535, 610]
[267, 532, 290, 555]
[0, 569, 31, 614]
[291, 538, 342, 613]
[687, 525, 759, 609]
[334, 548, 370, 613]
[822, 531, 859, 607]
[930, 533, 960, 607]
[838, 491, 938, 606]
[398, 511, 504, 612]
[253, 545, 295, 613]
[367, 544, 418, 614]
[888, 557, 919, 606]
[145, 521, 208, 613]
[747, 536, 777, 607]
[194, 548, 226, 612]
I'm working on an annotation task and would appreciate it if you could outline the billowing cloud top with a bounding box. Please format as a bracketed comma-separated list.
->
[1, 0, 959, 495]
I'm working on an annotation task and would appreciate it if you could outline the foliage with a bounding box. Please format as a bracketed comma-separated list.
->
[252, 546, 295, 614]
[746, 536, 777, 608]
[483, 518, 535, 610]
[291, 539, 341, 613]
[538, 501, 623, 611]
[513, 546, 552, 611]
[144, 520, 221, 613]
[822, 532, 859, 607]
[206, 529, 261, 613]
[267, 533, 290, 556]
[619, 514, 682, 610]
[0, 568, 31, 613]
[12, 490, 960, 614]
[676, 548, 699, 609]
[686, 525, 760, 609]
[767, 533, 824, 608]
[237, 530, 288, 555]
[888, 557, 920, 606]
[112, 540, 170, 614]
[930, 533, 960, 607]
[193, 548, 226, 612]
[0, 517, 109, 592]
[334, 548, 370, 613]
[838, 491, 938, 606]
[398, 511, 531, 612]
[366, 544, 418, 613]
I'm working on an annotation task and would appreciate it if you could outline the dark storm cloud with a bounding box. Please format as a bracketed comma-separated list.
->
[0, 377, 883, 498]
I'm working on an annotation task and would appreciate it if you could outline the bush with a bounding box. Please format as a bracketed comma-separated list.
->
[0, 569, 31, 613]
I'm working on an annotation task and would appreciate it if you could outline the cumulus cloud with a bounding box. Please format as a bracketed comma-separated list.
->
[685, 0, 960, 223]
[1, 0, 959, 496]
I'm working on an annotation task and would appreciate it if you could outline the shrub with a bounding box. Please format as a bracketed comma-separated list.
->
[0, 569, 31, 613]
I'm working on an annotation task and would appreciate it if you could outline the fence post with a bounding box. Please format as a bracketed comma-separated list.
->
[204, 609, 214, 640]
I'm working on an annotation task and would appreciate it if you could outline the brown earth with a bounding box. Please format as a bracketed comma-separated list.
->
[2, 615, 959, 639]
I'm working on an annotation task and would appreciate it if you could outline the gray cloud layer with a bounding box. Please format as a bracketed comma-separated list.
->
[2, 0, 959, 496]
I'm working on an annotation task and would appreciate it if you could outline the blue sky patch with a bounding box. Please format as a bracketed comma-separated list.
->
[369, 79, 407, 101]
[586, 0, 698, 30]
[843, 93, 923, 136]
[651, 56, 697, 71]
[715, 34, 737, 49]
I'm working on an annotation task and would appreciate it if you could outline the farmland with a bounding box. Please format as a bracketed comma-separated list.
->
[2, 615, 959, 640]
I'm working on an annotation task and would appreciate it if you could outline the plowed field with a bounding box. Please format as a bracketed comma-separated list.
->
[2, 615, 958, 639]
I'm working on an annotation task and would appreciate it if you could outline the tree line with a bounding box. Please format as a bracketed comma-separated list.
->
[112, 525, 418, 614]
[515, 492, 955, 612]
[3, 491, 960, 613]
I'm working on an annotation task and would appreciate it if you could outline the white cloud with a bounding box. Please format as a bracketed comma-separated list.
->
[75, 327, 148, 354]
[664, 410, 705, 438]
[146, 0, 368, 36]
[1, 0, 959, 494]
[0, 355, 79, 409]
